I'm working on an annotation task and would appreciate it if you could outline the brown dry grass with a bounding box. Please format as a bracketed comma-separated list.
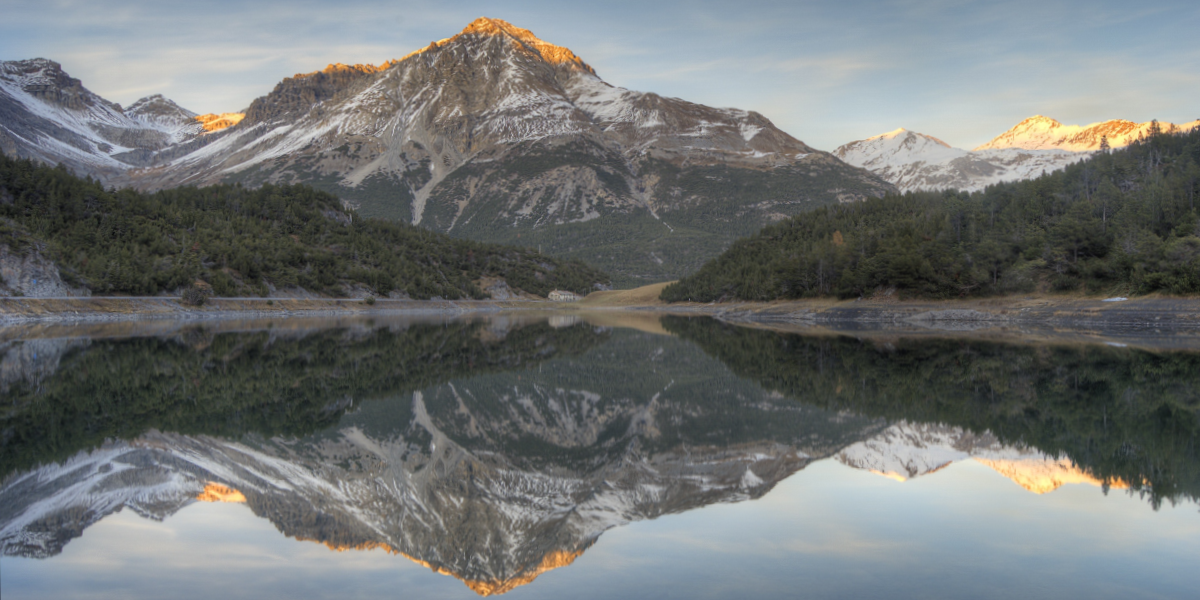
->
[577, 282, 673, 307]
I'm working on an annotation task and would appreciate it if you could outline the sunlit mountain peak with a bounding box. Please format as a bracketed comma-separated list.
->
[195, 483, 246, 503]
[973, 457, 1129, 495]
[392, 16, 595, 74]
[194, 112, 244, 132]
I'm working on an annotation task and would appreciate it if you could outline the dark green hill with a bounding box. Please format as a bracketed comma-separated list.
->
[0, 319, 608, 478]
[663, 127, 1200, 302]
[0, 153, 608, 298]
[664, 316, 1200, 508]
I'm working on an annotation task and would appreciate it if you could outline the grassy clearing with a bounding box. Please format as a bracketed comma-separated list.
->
[578, 282, 674, 307]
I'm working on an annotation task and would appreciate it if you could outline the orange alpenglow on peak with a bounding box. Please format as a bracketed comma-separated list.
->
[395, 17, 596, 75]
[195, 482, 247, 503]
[292, 62, 395, 80]
[195, 113, 244, 132]
[296, 535, 587, 596]
[973, 457, 1130, 495]
[461, 549, 587, 596]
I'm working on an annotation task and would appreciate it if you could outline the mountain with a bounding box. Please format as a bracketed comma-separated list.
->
[0, 154, 610, 299]
[975, 115, 1200, 152]
[835, 116, 1200, 193]
[836, 421, 1126, 494]
[0, 59, 227, 178]
[1, 18, 894, 286]
[834, 128, 1085, 193]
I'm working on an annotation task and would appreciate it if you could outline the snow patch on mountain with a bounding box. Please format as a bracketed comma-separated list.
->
[835, 127, 1086, 193]
[975, 115, 1200, 152]
[836, 421, 1121, 494]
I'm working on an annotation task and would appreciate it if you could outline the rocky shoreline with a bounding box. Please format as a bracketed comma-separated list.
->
[5, 294, 1200, 347]
[668, 296, 1200, 331]
[0, 296, 547, 325]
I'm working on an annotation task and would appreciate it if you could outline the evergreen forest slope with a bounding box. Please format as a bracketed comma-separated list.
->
[663, 127, 1200, 302]
[0, 153, 608, 298]
[665, 317, 1200, 508]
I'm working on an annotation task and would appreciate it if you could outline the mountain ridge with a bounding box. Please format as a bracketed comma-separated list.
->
[0, 18, 893, 286]
[835, 115, 1200, 193]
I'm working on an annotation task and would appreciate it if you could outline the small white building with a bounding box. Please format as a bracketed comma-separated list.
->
[547, 290, 582, 302]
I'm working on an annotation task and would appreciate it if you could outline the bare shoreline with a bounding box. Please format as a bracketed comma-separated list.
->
[5, 292, 1200, 350]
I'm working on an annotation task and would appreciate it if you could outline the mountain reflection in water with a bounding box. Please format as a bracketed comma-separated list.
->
[1, 314, 1198, 598]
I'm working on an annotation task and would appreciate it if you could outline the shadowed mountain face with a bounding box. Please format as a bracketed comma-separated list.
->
[1, 18, 893, 286]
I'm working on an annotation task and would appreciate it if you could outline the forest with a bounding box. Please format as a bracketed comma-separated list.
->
[0, 320, 608, 478]
[0, 153, 609, 299]
[665, 316, 1200, 508]
[663, 126, 1200, 302]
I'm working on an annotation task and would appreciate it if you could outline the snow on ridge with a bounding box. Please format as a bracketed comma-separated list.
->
[974, 115, 1200, 152]
[835, 127, 1088, 193]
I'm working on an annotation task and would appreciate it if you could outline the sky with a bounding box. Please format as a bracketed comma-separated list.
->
[2, 0, 1198, 151]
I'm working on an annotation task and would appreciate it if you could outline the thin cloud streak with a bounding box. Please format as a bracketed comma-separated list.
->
[1, 0, 1197, 150]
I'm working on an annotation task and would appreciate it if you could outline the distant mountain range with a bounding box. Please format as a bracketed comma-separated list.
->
[4, 18, 1193, 282]
[836, 116, 1200, 193]
[0, 18, 891, 286]
[836, 421, 1126, 494]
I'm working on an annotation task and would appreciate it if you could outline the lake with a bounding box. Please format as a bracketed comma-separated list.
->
[2, 313, 1198, 599]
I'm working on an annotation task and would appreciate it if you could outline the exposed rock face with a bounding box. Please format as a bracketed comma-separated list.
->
[836, 116, 1200, 193]
[974, 115, 1200, 152]
[0, 18, 893, 284]
[0, 239, 89, 298]
[193, 113, 243, 132]
[0, 59, 210, 178]
[125, 94, 206, 142]
[834, 128, 1086, 193]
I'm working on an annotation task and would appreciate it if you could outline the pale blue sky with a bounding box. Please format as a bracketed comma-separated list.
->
[3, 0, 1198, 150]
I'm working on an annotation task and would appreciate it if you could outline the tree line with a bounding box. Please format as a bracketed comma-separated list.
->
[0, 152, 609, 298]
[663, 125, 1200, 302]
[664, 316, 1200, 508]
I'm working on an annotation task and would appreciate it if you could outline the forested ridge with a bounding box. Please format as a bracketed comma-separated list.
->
[0, 152, 609, 298]
[665, 317, 1200, 508]
[0, 320, 608, 478]
[663, 126, 1200, 302]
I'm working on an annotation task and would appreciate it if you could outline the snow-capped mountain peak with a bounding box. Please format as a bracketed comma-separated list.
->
[974, 115, 1200, 152]
[836, 128, 964, 169]
[124, 94, 206, 142]
[836, 421, 1127, 494]
[459, 17, 596, 74]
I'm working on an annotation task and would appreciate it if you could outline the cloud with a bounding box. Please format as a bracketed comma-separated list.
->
[2, 0, 1198, 150]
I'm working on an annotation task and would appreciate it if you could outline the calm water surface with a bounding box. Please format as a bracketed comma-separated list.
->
[1, 314, 1198, 599]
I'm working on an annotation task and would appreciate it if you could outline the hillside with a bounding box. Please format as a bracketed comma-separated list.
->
[663, 127, 1200, 302]
[663, 317, 1200, 507]
[834, 128, 1086, 193]
[0, 153, 608, 299]
[1, 18, 893, 286]
[834, 117, 1200, 194]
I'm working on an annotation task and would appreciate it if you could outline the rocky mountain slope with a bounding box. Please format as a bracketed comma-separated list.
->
[0, 59, 235, 178]
[834, 128, 1085, 193]
[1, 19, 893, 286]
[835, 116, 1200, 193]
[975, 115, 1200, 151]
